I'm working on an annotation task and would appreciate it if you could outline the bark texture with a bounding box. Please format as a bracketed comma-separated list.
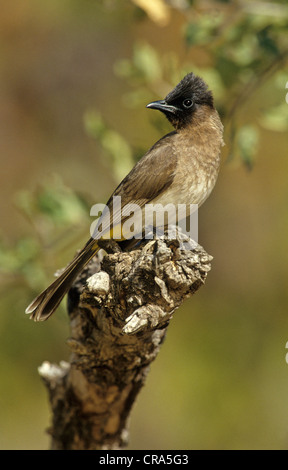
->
[39, 234, 212, 450]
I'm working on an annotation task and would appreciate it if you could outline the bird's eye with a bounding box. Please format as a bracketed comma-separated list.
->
[183, 99, 193, 108]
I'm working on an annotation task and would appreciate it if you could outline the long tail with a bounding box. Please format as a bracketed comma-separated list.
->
[25, 240, 99, 322]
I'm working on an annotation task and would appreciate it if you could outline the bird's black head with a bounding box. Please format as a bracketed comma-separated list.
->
[146, 73, 214, 129]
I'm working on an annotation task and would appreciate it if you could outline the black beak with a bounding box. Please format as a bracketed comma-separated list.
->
[146, 100, 177, 114]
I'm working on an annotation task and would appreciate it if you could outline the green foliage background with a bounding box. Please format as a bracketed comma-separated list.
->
[0, 0, 288, 449]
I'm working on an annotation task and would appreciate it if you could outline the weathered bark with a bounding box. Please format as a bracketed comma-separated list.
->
[39, 233, 212, 450]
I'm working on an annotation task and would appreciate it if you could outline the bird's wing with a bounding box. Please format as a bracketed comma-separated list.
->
[92, 132, 178, 240]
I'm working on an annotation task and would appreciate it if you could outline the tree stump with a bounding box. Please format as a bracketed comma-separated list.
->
[39, 233, 212, 450]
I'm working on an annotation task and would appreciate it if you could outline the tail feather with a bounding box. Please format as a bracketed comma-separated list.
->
[26, 243, 99, 322]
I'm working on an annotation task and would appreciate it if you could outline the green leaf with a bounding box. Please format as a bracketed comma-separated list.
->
[133, 42, 162, 81]
[259, 102, 288, 132]
[216, 56, 241, 88]
[257, 26, 280, 56]
[84, 110, 134, 181]
[237, 125, 259, 170]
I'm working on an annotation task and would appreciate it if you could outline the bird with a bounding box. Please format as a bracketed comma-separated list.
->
[26, 72, 224, 322]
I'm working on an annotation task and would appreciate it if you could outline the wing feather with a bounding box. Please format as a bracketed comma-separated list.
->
[92, 132, 178, 240]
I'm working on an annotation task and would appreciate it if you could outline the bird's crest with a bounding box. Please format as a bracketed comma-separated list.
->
[165, 73, 214, 108]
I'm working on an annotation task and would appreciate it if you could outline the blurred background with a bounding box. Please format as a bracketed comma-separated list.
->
[0, 0, 288, 450]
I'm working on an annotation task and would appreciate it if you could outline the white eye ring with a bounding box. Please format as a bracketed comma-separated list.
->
[183, 99, 193, 108]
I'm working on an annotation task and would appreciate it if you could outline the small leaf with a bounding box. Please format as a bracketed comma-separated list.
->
[257, 26, 279, 56]
[259, 102, 288, 132]
[84, 110, 134, 181]
[185, 23, 202, 45]
[133, 42, 162, 81]
[83, 110, 106, 139]
[237, 125, 259, 170]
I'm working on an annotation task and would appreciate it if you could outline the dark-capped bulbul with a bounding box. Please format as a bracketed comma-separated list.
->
[26, 72, 224, 321]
